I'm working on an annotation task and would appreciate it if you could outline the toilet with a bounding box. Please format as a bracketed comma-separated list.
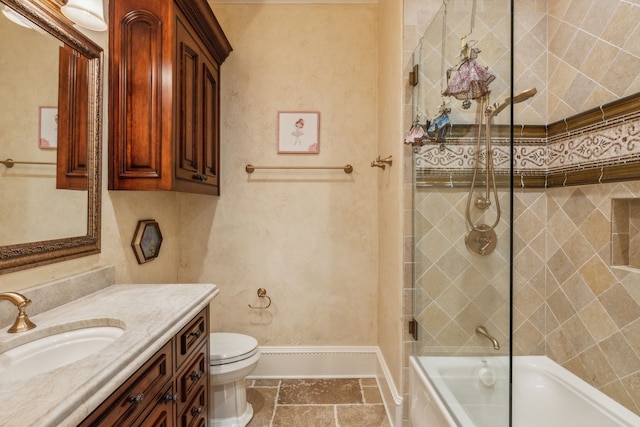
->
[209, 332, 261, 427]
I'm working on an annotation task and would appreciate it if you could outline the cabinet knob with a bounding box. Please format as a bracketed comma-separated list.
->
[164, 392, 178, 403]
[191, 406, 203, 417]
[127, 393, 144, 406]
[190, 370, 204, 381]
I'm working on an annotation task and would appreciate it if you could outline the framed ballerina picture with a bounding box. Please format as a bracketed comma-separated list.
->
[278, 111, 320, 154]
[39, 106, 58, 149]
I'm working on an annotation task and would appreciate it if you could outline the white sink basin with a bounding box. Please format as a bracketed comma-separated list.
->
[0, 325, 125, 383]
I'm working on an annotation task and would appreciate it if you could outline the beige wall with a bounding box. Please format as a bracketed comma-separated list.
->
[178, 3, 380, 347]
[1, 2, 387, 352]
[377, 0, 405, 397]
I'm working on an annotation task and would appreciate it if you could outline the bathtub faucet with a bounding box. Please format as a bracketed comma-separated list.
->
[475, 325, 500, 350]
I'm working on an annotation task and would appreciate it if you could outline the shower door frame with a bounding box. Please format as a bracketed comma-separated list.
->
[409, 0, 516, 426]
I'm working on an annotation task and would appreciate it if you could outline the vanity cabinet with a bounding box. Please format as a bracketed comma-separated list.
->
[108, 0, 232, 196]
[79, 307, 210, 427]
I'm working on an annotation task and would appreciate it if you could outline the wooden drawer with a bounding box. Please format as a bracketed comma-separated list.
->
[176, 308, 208, 368]
[80, 341, 173, 427]
[176, 341, 207, 415]
[178, 384, 207, 427]
[81, 307, 210, 426]
[133, 383, 176, 427]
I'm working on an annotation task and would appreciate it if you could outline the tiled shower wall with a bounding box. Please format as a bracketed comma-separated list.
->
[413, 188, 512, 356]
[513, 183, 640, 415]
[515, 0, 640, 123]
[408, 178, 640, 417]
[403, 0, 640, 421]
[547, 0, 640, 122]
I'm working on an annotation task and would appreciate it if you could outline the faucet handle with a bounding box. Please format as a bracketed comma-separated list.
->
[0, 292, 37, 333]
[9, 302, 37, 333]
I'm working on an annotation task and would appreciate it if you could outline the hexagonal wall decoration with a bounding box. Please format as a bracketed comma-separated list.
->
[131, 219, 163, 264]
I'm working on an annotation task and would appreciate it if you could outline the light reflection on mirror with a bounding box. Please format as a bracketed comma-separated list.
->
[0, 7, 88, 246]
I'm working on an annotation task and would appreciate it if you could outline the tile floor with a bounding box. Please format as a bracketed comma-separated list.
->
[245, 378, 391, 427]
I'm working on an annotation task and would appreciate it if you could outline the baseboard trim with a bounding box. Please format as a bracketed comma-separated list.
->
[249, 346, 403, 426]
[251, 345, 379, 378]
[375, 348, 404, 427]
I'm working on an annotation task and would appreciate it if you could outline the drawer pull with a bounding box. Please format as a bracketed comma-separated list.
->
[188, 330, 202, 339]
[191, 406, 203, 416]
[192, 174, 208, 182]
[164, 392, 178, 403]
[190, 370, 204, 381]
[127, 393, 144, 406]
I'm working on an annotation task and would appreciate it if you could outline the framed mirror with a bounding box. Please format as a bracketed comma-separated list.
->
[0, 0, 102, 273]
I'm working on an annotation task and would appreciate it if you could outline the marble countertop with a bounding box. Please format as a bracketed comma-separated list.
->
[0, 283, 218, 427]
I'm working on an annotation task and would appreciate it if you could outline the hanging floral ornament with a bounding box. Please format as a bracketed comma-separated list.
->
[427, 100, 451, 142]
[443, 37, 495, 109]
[405, 113, 427, 146]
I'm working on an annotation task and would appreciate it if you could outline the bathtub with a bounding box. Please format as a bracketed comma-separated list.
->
[409, 355, 640, 427]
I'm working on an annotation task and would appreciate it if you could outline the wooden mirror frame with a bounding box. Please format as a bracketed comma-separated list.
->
[0, 0, 102, 273]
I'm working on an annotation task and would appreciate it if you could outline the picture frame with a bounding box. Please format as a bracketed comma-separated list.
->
[278, 111, 320, 154]
[131, 219, 163, 264]
[39, 106, 58, 149]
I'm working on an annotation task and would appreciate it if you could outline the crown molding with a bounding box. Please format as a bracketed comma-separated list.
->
[210, 0, 377, 4]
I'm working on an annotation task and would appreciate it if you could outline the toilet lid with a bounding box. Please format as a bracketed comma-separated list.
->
[210, 332, 258, 365]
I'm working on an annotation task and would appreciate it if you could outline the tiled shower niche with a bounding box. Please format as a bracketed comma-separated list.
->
[612, 198, 640, 268]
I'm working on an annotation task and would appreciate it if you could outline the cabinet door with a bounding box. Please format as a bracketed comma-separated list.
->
[57, 44, 88, 190]
[175, 15, 201, 184]
[200, 57, 220, 190]
[109, 0, 173, 190]
[175, 13, 220, 194]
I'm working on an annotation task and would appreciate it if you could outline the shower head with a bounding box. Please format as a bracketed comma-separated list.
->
[487, 87, 537, 117]
[512, 87, 537, 104]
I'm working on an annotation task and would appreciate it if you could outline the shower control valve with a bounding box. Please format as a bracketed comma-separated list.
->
[465, 225, 497, 256]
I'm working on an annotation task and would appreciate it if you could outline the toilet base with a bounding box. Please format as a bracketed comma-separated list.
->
[210, 377, 255, 427]
[211, 402, 253, 427]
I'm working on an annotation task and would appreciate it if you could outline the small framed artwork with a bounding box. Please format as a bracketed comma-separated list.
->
[278, 111, 320, 154]
[131, 219, 163, 264]
[39, 106, 58, 149]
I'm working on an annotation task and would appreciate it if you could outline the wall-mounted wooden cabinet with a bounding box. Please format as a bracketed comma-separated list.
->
[108, 0, 232, 195]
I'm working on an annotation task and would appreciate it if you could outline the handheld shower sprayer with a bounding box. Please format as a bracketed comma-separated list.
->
[465, 88, 537, 256]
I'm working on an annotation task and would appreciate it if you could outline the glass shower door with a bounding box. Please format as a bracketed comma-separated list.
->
[409, 1, 514, 426]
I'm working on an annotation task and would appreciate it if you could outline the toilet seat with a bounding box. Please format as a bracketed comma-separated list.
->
[210, 332, 259, 366]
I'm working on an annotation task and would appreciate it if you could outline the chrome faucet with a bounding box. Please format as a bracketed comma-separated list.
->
[475, 325, 500, 350]
[0, 292, 37, 333]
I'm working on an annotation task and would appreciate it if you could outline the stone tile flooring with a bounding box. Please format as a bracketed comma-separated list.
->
[246, 378, 391, 427]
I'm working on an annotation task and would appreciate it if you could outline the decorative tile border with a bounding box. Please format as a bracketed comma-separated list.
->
[547, 112, 640, 172]
[414, 94, 640, 188]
